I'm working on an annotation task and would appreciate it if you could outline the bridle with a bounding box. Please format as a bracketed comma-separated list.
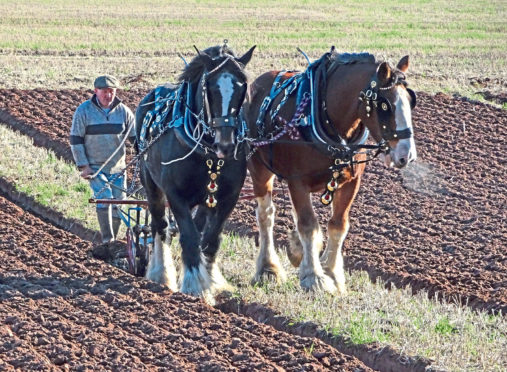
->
[199, 56, 247, 136]
[358, 71, 416, 151]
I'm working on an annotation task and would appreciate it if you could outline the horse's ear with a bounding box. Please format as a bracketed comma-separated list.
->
[236, 45, 256, 66]
[397, 55, 410, 73]
[376, 62, 392, 85]
[200, 52, 215, 71]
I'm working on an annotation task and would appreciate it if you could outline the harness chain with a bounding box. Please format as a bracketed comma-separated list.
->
[245, 51, 408, 205]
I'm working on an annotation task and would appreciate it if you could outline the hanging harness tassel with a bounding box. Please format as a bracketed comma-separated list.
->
[205, 158, 224, 208]
[320, 159, 348, 205]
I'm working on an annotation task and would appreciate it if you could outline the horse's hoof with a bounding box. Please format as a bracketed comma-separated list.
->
[180, 286, 216, 306]
[251, 265, 287, 286]
[145, 270, 178, 292]
[322, 266, 348, 295]
[300, 273, 337, 294]
[180, 264, 217, 304]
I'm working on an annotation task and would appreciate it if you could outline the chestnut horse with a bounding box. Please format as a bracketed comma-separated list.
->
[244, 50, 417, 294]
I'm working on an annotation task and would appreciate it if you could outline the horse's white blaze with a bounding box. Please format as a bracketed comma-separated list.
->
[254, 194, 286, 281]
[217, 73, 235, 116]
[391, 86, 417, 167]
[321, 225, 349, 294]
[145, 232, 177, 291]
[180, 257, 214, 304]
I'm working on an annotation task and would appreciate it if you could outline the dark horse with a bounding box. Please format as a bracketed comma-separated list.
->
[244, 49, 417, 295]
[135, 44, 255, 303]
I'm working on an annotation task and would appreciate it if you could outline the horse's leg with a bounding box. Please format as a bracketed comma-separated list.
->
[192, 205, 208, 233]
[199, 200, 238, 293]
[321, 175, 363, 295]
[143, 170, 177, 291]
[289, 183, 336, 293]
[286, 206, 304, 267]
[251, 174, 287, 284]
[168, 193, 213, 303]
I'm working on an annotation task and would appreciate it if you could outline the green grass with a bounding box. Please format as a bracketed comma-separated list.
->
[0, 0, 505, 100]
[0, 125, 97, 228]
[1, 123, 506, 371]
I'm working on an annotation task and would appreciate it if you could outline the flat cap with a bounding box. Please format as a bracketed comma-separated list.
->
[94, 74, 120, 89]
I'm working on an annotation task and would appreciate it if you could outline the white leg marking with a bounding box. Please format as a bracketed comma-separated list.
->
[145, 232, 177, 291]
[298, 226, 336, 293]
[253, 194, 286, 283]
[208, 260, 233, 293]
[180, 255, 214, 304]
[322, 224, 349, 294]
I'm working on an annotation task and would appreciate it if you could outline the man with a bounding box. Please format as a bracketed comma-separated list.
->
[70, 74, 135, 244]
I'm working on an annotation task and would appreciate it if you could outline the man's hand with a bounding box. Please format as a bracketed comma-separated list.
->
[79, 165, 94, 179]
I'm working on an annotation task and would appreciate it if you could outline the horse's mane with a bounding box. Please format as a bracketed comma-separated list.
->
[327, 51, 405, 83]
[330, 51, 377, 65]
[178, 45, 247, 83]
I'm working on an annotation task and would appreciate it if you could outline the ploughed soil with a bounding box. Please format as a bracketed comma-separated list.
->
[0, 88, 505, 319]
[0, 193, 374, 371]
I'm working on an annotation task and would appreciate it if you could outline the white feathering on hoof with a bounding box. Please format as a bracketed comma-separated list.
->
[298, 228, 337, 293]
[145, 232, 177, 291]
[252, 194, 287, 284]
[180, 256, 214, 304]
[321, 226, 349, 295]
[208, 261, 234, 293]
[300, 272, 338, 294]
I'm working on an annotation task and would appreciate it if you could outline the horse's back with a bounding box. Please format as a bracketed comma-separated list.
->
[135, 90, 154, 137]
[248, 70, 300, 111]
[135, 83, 180, 138]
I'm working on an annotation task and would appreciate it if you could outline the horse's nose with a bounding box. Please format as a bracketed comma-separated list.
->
[213, 142, 235, 158]
[398, 157, 407, 166]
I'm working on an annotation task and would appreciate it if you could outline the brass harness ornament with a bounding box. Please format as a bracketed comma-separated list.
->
[205, 158, 224, 208]
[320, 158, 349, 205]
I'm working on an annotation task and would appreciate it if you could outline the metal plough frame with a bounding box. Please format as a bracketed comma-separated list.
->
[88, 188, 279, 276]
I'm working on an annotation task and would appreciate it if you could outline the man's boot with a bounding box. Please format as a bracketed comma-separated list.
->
[111, 206, 122, 240]
[112, 216, 122, 240]
[96, 208, 114, 243]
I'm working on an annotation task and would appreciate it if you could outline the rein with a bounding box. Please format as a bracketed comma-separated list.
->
[247, 49, 409, 205]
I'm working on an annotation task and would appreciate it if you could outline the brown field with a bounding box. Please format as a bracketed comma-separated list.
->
[1, 88, 505, 315]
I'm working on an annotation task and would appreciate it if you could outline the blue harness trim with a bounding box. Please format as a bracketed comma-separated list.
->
[254, 53, 331, 136]
[254, 52, 373, 149]
[138, 82, 189, 151]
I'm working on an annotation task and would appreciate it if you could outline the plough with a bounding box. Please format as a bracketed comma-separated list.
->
[89, 187, 279, 276]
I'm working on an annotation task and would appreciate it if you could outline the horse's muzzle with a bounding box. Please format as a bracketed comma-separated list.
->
[213, 125, 237, 159]
[385, 139, 417, 168]
[213, 142, 236, 159]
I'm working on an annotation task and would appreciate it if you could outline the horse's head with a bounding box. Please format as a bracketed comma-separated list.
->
[359, 56, 417, 168]
[181, 44, 256, 159]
